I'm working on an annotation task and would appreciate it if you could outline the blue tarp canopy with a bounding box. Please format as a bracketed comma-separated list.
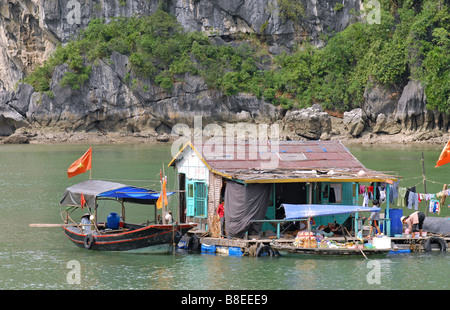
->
[98, 186, 174, 201]
[60, 180, 174, 208]
[282, 204, 380, 220]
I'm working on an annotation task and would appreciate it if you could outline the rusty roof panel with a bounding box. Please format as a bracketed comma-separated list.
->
[171, 140, 399, 182]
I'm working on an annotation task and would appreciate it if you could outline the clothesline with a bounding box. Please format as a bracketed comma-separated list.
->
[359, 180, 449, 215]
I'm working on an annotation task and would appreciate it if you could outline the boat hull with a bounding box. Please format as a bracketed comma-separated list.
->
[63, 223, 195, 252]
[272, 244, 390, 256]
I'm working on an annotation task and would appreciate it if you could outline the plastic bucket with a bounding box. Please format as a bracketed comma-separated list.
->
[389, 208, 403, 236]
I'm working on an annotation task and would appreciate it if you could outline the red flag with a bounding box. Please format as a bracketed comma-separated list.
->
[436, 138, 450, 167]
[80, 192, 86, 210]
[156, 177, 168, 209]
[67, 148, 92, 178]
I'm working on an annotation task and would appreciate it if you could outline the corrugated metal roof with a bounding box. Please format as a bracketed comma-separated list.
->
[169, 140, 399, 183]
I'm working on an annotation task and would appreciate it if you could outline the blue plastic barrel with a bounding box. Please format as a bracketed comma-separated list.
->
[201, 243, 216, 253]
[229, 247, 243, 256]
[107, 212, 120, 229]
[389, 208, 403, 236]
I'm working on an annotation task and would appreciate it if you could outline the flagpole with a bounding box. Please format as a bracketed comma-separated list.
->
[161, 167, 167, 224]
[90, 147, 92, 180]
[421, 152, 428, 216]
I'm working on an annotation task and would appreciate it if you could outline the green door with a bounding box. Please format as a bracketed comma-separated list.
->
[194, 182, 207, 217]
[186, 180, 195, 216]
[185, 179, 207, 218]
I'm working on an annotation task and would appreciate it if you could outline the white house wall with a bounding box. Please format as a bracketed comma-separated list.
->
[177, 148, 209, 185]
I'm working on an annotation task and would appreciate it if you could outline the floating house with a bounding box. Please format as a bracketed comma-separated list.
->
[168, 139, 399, 241]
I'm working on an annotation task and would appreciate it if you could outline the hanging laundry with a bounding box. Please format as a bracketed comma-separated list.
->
[392, 181, 399, 200]
[330, 184, 342, 202]
[389, 181, 399, 204]
[363, 191, 369, 207]
[367, 186, 374, 200]
[359, 185, 365, 195]
[407, 191, 415, 209]
[429, 199, 440, 214]
[398, 187, 407, 207]
[405, 188, 410, 207]
[405, 186, 416, 208]
[375, 184, 381, 201]
[379, 188, 386, 202]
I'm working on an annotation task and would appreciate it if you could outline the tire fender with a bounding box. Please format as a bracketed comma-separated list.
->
[255, 245, 274, 257]
[84, 234, 95, 250]
[424, 237, 447, 252]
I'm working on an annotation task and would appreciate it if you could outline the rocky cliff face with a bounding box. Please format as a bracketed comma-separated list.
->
[0, 0, 448, 143]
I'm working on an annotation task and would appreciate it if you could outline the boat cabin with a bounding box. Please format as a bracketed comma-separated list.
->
[168, 139, 399, 239]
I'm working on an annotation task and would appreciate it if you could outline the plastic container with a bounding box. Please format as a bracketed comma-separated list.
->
[201, 243, 216, 253]
[216, 246, 229, 255]
[389, 249, 411, 254]
[107, 212, 120, 229]
[389, 208, 404, 236]
[373, 237, 391, 249]
[229, 247, 244, 256]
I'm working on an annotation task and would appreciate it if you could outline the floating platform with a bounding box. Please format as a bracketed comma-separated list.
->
[197, 234, 449, 257]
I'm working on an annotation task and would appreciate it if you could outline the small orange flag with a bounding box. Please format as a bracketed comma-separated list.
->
[436, 138, 450, 168]
[156, 177, 168, 209]
[80, 192, 86, 210]
[67, 147, 92, 178]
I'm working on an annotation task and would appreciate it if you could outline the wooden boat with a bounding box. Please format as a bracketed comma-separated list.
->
[63, 222, 195, 252]
[271, 243, 391, 256]
[60, 180, 196, 252]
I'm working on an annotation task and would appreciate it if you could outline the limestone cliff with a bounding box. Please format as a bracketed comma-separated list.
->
[0, 0, 448, 143]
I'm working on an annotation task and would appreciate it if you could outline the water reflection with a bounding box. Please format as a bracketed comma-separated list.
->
[2, 144, 450, 290]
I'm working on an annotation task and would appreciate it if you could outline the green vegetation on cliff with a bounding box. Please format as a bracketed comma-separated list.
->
[24, 0, 449, 113]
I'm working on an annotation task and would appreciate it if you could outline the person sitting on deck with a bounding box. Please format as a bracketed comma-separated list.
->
[316, 223, 336, 237]
[165, 211, 174, 224]
[81, 213, 92, 233]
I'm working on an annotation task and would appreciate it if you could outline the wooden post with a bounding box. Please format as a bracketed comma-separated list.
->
[307, 217, 311, 248]
[121, 201, 125, 222]
[160, 167, 167, 225]
[386, 184, 390, 236]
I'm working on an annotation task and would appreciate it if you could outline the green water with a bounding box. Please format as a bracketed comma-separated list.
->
[1, 143, 450, 291]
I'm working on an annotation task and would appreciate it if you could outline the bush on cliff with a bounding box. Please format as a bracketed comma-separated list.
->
[23, 0, 449, 113]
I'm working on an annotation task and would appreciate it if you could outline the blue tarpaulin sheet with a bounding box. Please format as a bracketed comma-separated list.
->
[98, 186, 174, 200]
[282, 204, 380, 220]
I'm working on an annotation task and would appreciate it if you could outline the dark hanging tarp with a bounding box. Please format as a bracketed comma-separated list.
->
[224, 181, 272, 238]
[423, 217, 450, 235]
